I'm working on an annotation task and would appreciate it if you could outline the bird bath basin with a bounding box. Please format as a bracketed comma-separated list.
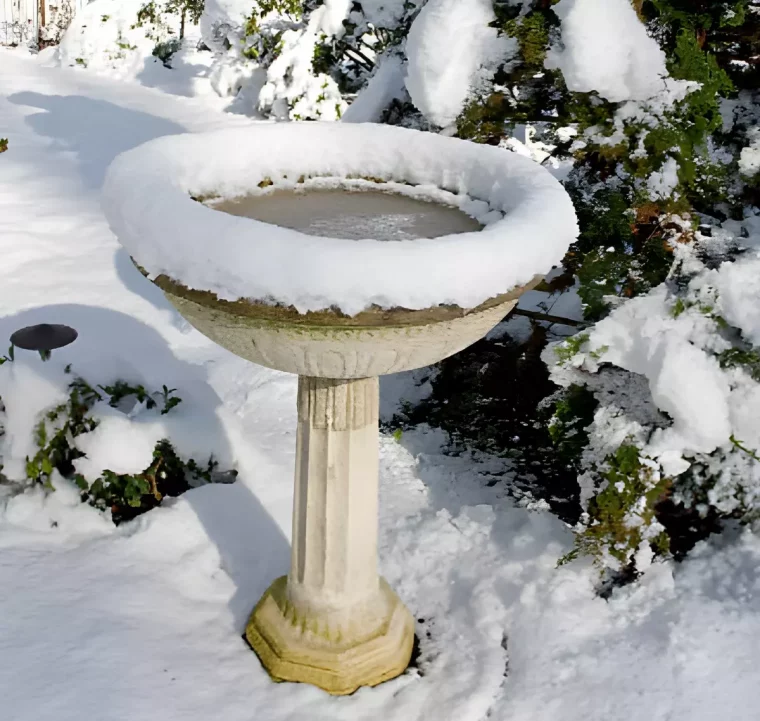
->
[209, 186, 483, 240]
[103, 122, 578, 695]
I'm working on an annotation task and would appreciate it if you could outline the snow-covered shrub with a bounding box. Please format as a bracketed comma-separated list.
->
[380, 0, 760, 581]
[4, 362, 234, 525]
[153, 36, 183, 66]
[546, 214, 760, 573]
[240, 1, 351, 120]
[51, 0, 181, 76]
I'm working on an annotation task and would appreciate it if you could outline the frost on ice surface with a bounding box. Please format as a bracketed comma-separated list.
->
[102, 122, 578, 315]
[546, 0, 668, 102]
[404, 0, 516, 127]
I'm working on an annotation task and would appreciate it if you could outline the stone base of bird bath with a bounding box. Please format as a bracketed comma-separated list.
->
[151, 277, 537, 694]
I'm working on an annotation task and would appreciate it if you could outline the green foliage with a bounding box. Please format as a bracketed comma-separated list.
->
[116, 32, 138, 51]
[671, 297, 687, 317]
[19, 367, 229, 524]
[503, 10, 551, 69]
[26, 376, 101, 489]
[241, 6, 289, 61]
[459, 1, 740, 320]
[648, 0, 749, 33]
[152, 37, 182, 65]
[560, 445, 671, 568]
[134, 0, 202, 41]
[661, 31, 733, 195]
[81, 440, 186, 522]
[135, 1, 163, 29]
[0, 138, 8, 154]
[553, 332, 590, 365]
[163, 0, 204, 26]
[256, 0, 302, 17]
[548, 384, 598, 467]
[97, 379, 182, 414]
[731, 434, 760, 463]
[718, 347, 760, 381]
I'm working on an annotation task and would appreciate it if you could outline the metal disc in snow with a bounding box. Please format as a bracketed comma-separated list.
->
[10, 324, 78, 351]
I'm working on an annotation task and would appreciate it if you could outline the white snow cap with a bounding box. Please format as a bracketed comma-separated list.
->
[102, 122, 578, 315]
[200, 0, 252, 50]
[405, 0, 515, 127]
[73, 406, 167, 479]
[546, 0, 668, 103]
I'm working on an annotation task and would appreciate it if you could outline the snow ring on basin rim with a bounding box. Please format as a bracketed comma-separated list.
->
[102, 122, 579, 316]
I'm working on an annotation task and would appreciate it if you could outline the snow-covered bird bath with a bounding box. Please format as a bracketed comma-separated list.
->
[102, 122, 578, 695]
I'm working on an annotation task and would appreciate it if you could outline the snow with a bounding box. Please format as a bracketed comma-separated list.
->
[357, 0, 420, 28]
[714, 250, 760, 346]
[546, 0, 669, 103]
[101, 122, 578, 315]
[404, 0, 516, 127]
[561, 287, 733, 458]
[342, 55, 406, 124]
[258, 18, 347, 121]
[72, 405, 169, 477]
[647, 157, 680, 200]
[0, 361, 68, 480]
[200, 0, 252, 51]
[2, 46, 760, 721]
[40, 0, 236, 107]
[739, 127, 760, 177]
[49, 0, 179, 79]
[547, 218, 760, 481]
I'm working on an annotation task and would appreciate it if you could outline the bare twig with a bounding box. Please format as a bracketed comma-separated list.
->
[509, 308, 590, 328]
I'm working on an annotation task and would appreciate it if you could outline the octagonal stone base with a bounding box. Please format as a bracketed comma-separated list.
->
[245, 576, 415, 695]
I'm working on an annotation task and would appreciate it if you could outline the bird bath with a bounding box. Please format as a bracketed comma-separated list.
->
[103, 122, 578, 695]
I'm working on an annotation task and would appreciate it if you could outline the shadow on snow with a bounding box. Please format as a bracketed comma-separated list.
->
[0, 304, 290, 632]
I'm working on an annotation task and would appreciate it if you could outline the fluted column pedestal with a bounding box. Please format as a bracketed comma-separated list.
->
[245, 377, 414, 695]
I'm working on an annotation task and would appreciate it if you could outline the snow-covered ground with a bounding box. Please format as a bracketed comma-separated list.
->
[2, 51, 760, 721]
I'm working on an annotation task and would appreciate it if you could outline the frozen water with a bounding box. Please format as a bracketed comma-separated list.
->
[209, 188, 482, 241]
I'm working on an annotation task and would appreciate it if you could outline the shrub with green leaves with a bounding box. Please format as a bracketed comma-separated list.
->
[16, 363, 234, 525]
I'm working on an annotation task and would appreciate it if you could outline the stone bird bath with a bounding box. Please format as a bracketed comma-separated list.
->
[102, 122, 578, 695]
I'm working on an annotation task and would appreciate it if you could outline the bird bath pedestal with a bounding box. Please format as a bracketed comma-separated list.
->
[102, 122, 577, 696]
